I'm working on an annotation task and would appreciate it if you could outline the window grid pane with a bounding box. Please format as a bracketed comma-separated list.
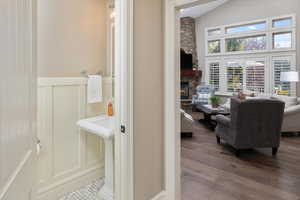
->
[208, 40, 221, 53]
[226, 22, 266, 34]
[273, 18, 292, 28]
[273, 32, 292, 49]
[274, 59, 291, 95]
[209, 63, 220, 91]
[226, 35, 266, 52]
[208, 29, 221, 36]
[246, 61, 265, 93]
[227, 63, 243, 92]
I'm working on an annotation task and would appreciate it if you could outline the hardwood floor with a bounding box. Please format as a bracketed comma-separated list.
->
[181, 115, 300, 200]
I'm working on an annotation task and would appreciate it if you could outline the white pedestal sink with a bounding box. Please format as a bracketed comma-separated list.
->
[77, 115, 115, 200]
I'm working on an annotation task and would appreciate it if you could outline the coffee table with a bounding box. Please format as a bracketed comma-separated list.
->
[196, 104, 230, 130]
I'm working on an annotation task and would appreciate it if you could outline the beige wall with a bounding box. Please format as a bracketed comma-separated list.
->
[133, 0, 165, 199]
[37, 0, 108, 77]
[195, 0, 300, 95]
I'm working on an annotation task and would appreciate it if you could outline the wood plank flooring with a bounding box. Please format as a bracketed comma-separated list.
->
[181, 115, 300, 200]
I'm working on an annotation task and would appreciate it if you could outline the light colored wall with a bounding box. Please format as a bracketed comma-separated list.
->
[195, 0, 300, 95]
[37, 0, 108, 77]
[133, 0, 164, 199]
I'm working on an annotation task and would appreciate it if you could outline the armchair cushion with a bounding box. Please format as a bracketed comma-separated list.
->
[216, 115, 230, 127]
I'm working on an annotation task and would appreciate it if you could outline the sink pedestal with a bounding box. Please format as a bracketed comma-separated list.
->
[76, 116, 115, 200]
[98, 139, 114, 200]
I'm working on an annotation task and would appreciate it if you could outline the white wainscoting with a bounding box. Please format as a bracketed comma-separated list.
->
[37, 77, 113, 200]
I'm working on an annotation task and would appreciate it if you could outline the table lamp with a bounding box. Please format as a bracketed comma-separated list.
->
[279, 71, 299, 95]
[280, 71, 299, 82]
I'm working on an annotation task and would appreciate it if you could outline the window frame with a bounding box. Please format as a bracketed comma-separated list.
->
[204, 14, 297, 96]
[205, 52, 296, 96]
[205, 14, 296, 56]
[225, 34, 268, 53]
[272, 31, 293, 49]
[222, 56, 268, 94]
[271, 54, 297, 96]
[207, 39, 221, 54]
[205, 60, 221, 92]
[225, 21, 267, 35]
[207, 28, 222, 37]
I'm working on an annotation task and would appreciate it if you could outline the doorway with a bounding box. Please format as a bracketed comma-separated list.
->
[165, 1, 300, 200]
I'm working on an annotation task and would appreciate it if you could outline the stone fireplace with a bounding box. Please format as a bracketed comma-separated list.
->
[181, 69, 202, 100]
[180, 17, 202, 101]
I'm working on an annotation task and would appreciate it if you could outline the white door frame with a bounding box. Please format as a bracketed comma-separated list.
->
[164, 1, 181, 200]
[164, 1, 218, 200]
[114, 0, 134, 200]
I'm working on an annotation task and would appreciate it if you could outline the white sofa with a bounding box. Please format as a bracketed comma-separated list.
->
[222, 94, 300, 133]
[273, 95, 300, 133]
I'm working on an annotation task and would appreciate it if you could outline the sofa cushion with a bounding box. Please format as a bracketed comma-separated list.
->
[271, 95, 299, 108]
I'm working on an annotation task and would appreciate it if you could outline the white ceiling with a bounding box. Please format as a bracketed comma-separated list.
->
[180, 0, 229, 18]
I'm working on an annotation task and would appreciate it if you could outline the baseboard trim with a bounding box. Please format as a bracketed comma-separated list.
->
[151, 191, 167, 200]
[37, 166, 104, 200]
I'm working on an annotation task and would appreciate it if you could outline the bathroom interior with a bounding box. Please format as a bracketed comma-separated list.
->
[36, 0, 116, 199]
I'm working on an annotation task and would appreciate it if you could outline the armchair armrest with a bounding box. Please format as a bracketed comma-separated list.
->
[284, 104, 300, 116]
[216, 115, 231, 127]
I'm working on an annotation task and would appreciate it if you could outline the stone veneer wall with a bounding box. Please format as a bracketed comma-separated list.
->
[180, 17, 198, 68]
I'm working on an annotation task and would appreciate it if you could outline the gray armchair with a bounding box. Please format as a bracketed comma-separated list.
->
[215, 98, 285, 156]
[192, 85, 215, 105]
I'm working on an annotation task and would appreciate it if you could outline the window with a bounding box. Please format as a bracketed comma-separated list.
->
[205, 14, 296, 95]
[226, 35, 266, 52]
[208, 40, 220, 54]
[245, 61, 265, 93]
[273, 58, 292, 95]
[208, 28, 221, 36]
[209, 62, 220, 91]
[226, 62, 243, 92]
[273, 32, 292, 49]
[226, 22, 266, 34]
[273, 17, 292, 28]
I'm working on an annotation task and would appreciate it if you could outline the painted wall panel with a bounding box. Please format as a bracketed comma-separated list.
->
[53, 86, 82, 177]
[37, 77, 112, 200]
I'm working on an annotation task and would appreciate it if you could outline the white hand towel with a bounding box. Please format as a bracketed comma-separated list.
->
[87, 75, 103, 103]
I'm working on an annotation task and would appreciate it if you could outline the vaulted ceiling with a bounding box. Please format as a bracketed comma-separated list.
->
[180, 0, 229, 18]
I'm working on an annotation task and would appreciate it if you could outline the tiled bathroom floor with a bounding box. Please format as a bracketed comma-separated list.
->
[60, 179, 104, 200]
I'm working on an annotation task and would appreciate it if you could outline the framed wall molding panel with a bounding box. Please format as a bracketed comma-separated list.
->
[36, 77, 113, 200]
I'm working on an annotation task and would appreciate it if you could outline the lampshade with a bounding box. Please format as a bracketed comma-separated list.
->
[280, 71, 299, 82]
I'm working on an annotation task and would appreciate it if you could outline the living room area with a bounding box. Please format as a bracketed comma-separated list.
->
[179, 0, 300, 199]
